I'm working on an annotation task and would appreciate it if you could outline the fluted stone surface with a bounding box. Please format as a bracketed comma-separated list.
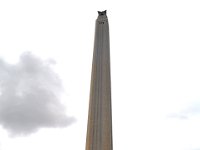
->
[86, 11, 113, 150]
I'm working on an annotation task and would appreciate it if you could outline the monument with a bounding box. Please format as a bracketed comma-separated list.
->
[85, 10, 113, 150]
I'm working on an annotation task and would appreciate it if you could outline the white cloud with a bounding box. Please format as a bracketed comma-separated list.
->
[168, 101, 200, 120]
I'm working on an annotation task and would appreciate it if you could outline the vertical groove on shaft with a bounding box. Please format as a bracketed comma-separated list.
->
[86, 11, 112, 150]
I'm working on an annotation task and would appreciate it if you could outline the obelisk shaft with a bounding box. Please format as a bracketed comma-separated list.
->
[86, 11, 113, 150]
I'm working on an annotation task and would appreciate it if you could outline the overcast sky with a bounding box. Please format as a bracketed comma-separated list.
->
[0, 0, 200, 150]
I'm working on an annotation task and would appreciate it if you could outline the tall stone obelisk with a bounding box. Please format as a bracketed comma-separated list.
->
[85, 10, 113, 150]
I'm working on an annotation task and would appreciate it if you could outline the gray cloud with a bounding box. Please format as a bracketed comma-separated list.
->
[0, 52, 74, 136]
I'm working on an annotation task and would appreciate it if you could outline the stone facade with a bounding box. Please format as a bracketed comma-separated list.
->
[85, 11, 113, 150]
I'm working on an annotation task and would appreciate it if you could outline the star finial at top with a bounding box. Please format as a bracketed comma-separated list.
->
[98, 10, 107, 16]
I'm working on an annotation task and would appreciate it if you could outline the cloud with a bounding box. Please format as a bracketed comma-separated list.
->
[168, 101, 200, 120]
[0, 52, 75, 136]
[167, 113, 189, 120]
[186, 149, 200, 150]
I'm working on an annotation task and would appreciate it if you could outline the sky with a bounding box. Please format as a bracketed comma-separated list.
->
[0, 0, 200, 150]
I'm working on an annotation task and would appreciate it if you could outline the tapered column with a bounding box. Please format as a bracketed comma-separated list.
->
[86, 11, 113, 150]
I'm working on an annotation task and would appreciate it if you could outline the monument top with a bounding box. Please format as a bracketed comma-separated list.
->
[98, 10, 107, 16]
